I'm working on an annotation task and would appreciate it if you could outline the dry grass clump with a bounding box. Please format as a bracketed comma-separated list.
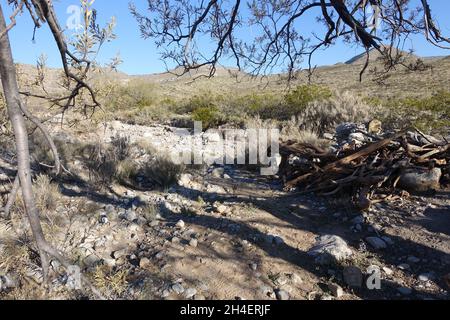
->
[297, 91, 373, 135]
[33, 174, 61, 213]
[141, 155, 186, 191]
[91, 265, 128, 298]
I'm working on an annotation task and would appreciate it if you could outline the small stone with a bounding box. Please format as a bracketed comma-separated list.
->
[273, 236, 284, 246]
[328, 283, 344, 298]
[176, 220, 185, 229]
[0, 274, 17, 291]
[407, 256, 421, 264]
[171, 283, 185, 295]
[150, 220, 160, 227]
[113, 249, 127, 259]
[351, 215, 365, 225]
[171, 237, 180, 244]
[216, 205, 228, 214]
[125, 210, 137, 222]
[98, 213, 109, 224]
[105, 204, 115, 213]
[397, 286, 412, 295]
[139, 257, 151, 269]
[383, 267, 394, 276]
[343, 266, 363, 288]
[287, 273, 303, 285]
[274, 275, 288, 286]
[308, 235, 353, 265]
[211, 167, 225, 178]
[155, 251, 164, 260]
[366, 237, 387, 250]
[275, 289, 290, 300]
[103, 258, 116, 268]
[381, 236, 394, 245]
[161, 289, 171, 298]
[398, 263, 410, 270]
[83, 255, 102, 267]
[189, 239, 198, 248]
[249, 263, 258, 271]
[184, 288, 197, 299]
[418, 273, 434, 282]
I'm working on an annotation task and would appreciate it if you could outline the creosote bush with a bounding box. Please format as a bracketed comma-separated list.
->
[367, 90, 450, 133]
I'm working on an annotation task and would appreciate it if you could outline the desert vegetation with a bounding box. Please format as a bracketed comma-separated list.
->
[0, 0, 450, 303]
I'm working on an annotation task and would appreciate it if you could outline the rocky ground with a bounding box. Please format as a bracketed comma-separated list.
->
[0, 121, 449, 300]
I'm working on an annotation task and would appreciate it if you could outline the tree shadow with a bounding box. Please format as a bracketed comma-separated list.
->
[164, 180, 450, 300]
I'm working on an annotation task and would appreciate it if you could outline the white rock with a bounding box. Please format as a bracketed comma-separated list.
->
[184, 288, 197, 299]
[275, 289, 290, 300]
[189, 239, 198, 248]
[176, 220, 186, 229]
[308, 235, 353, 265]
[383, 267, 394, 276]
[172, 283, 185, 295]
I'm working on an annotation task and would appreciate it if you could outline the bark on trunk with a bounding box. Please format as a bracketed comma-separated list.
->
[0, 4, 49, 279]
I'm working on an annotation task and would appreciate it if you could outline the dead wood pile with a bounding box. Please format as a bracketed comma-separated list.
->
[279, 127, 450, 210]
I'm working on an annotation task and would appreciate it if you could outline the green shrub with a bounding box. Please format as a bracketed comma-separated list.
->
[233, 93, 283, 119]
[177, 92, 221, 114]
[284, 85, 332, 119]
[107, 80, 156, 111]
[378, 91, 450, 133]
[191, 106, 221, 129]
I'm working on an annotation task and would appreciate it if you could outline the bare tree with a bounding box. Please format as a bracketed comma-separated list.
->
[130, 0, 450, 80]
[0, 0, 114, 297]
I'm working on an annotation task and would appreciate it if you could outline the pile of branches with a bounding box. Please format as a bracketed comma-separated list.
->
[279, 129, 450, 210]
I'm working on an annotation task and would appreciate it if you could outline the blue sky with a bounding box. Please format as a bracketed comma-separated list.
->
[3, 0, 450, 75]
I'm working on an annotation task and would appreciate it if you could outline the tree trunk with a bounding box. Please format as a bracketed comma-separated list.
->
[0, 4, 50, 279]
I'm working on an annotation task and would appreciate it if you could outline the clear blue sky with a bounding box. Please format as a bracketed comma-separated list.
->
[3, 0, 450, 75]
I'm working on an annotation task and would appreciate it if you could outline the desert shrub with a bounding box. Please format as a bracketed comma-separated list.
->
[80, 143, 118, 187]
[280, 118, 331, 149]
[33, 174, 60, 212]
[228, 93, 282, 119]
[115, 160, 141, 186]
[142, 155, 185, 191]
[78, 135, 135, 187]
[371, 90, 450, 133]
[297, 91, 373, 134]
[191, 106, 222, 129]
[177, 92, 220, 114]
[110, 134, 131, 162]
[92, 265, 128, 298]
[107, 80, 156, 111]
[283, 85, 333, 119]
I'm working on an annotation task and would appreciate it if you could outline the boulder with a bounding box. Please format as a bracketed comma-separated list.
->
[308, 235, 353, 265]
[399, 168, 441, 193]
[343, 266, 363, 288]
[366, 237, 388, 250]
